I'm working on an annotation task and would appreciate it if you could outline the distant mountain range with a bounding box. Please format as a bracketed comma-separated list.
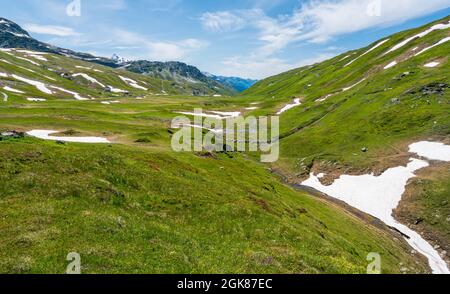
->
[0, 17, 254, 95]
[206, 74, 258, 92]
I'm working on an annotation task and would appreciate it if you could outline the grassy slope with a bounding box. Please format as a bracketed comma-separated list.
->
[0, 136, 428, 274]
[0, 48, 224, 98]
[240, 16, 450, 258]
[0, 91, 429, 273]
[1, 17, 449, 273]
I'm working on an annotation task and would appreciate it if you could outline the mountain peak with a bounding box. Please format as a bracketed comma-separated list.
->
[0, 17, 30, 39]
[111, 53, 130, 65]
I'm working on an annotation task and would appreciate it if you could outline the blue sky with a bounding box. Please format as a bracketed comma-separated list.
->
[1, 0, 450, 79]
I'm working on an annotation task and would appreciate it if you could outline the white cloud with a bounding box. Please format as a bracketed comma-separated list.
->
[218, 53, 333, 79]
[109, 29, 208, 61]
[200, 11, 248, 32]
[23, 24, 80, 37]
[290, 0, 450, 43]
[201, 0, 450, 78]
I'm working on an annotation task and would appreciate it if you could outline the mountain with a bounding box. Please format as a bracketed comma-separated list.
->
[0, 17, 119, 68]
[111, 54, 129, 65]
[124, 60, 236, 96]
[205, 73, 258, 92]
[0, 17, 238, 96]
[242, 15, 450, 271]
[1, 14, 449, 274]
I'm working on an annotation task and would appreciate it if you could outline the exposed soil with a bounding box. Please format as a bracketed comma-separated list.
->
[394, 162, 450, 268]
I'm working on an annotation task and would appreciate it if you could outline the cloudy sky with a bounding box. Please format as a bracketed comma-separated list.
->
[1, 0, 450, 79]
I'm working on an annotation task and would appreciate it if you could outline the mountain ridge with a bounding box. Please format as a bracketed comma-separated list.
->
[0, 17, 248, 95]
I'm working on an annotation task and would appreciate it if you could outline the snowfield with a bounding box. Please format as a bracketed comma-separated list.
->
[302, 141, 450, 274]
[26, 130, 110, 143]
[409, 141, 450, 161]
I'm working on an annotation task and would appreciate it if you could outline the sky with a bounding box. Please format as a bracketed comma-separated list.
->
[1, 0, 450, 79]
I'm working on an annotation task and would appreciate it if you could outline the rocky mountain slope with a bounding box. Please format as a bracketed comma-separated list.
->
[124, 60, 236, 96]
[0, 17, 238, 96]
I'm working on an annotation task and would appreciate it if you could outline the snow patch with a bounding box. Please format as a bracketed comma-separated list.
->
[424, 62, 440, 68]
[27, 98, 47, 102]
[409, 141, 450, 161]
[3, 86, 25, 94]
[73, 73, 105, 87]
[302, 141, 450, 274]
[11, 74, 53, 94]
[107, 85, 128, 93]
[384, 61, 398, 70]
[385, 21, 450, 55]
[277, 98, 301, 115]
[345, 39, 390, 67]
[342, 78, 366, 92]
[119, 75, 148, 90]
[50, 86, 89, 101]
[26, 130, 110, 143]
[414, 37, 450, 57]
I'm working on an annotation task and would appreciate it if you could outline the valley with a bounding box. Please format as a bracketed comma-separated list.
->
[0, 14, 449, 274]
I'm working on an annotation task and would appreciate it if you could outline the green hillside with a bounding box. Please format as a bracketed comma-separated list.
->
[1, 15, 450, 274]
[241, 15, 450, 262]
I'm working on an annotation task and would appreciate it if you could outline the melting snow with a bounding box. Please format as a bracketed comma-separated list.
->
[3, 86, 25, 93]
[11, 74, 53, 94]
[73, 73, 105, 87]
[0, 58, 12, 64]
[75, 65, 103, 73]
[409, 141, 450, 161]
[209, 111, 241, 117]
[277, 98, 301, 115]
[176, 111, 239, 120]
[119, 75, 148, 90]
[424, 62, 440, 68]
[107, 85, 128, 93]
[26, 130, 110, 143]
[50, 86, 89, 101]
[342, 78, 366, 91]
[345, 39, 390, 67]
[384, 61, 398, 70]
[385, 21, 450, 55]
[414, 37, 450, 57]
[302, 141, 450, 274]
[14, 56, 40, 66]
[27, 98, 47, 102]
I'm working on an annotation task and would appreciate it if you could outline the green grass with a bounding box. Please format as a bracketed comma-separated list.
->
[0, 136, 428, 273]
[1, 16, 450, 274]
